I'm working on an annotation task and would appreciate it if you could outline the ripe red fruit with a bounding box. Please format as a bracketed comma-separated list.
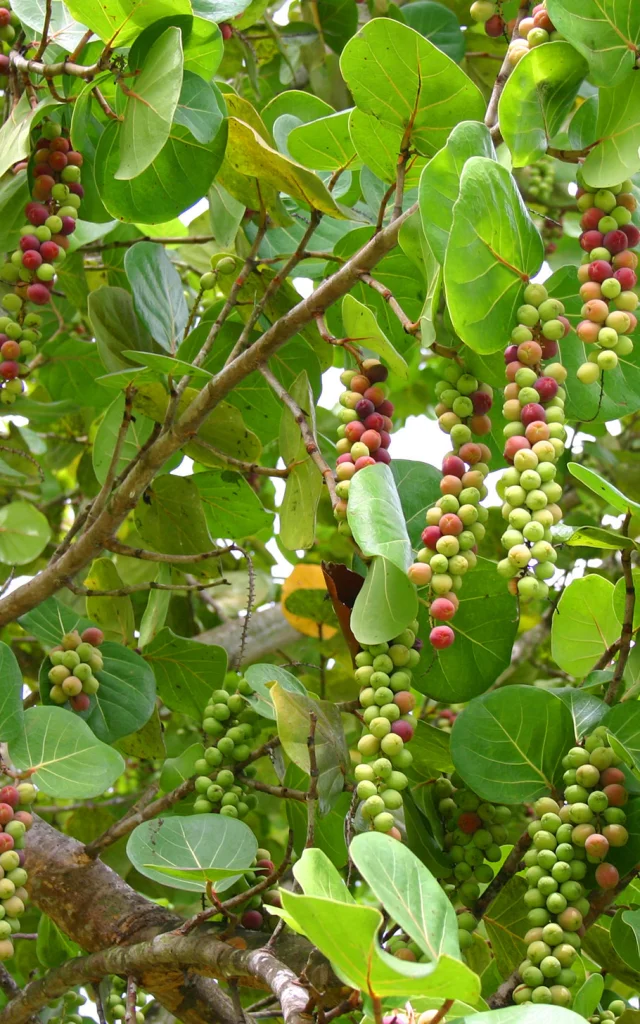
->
[0, 834, 14, 853]
[391, 719, 414, 743]
[49, 150, 68, 171]
[361, 429, 381, 452]
[615, 267, 637, 290]
[377, 399, 394, 417]
[0, 54, 8, 74]
[470, 390, 492, 414]
[0, 361, 19, 380]
[33, 175, 55, 199]
[584, 832, 609, 861]
[603, 783, 628, 807]
[623, 224, 640, 247]
[60, 216, 76, 235]
[603, 230, 628, 254]
[504, 345, 519, 363]
[0, 804, 14, 826]
[26, 202, 49, 226]
[0, 341, 19, 360]
[581, 207, 603, 231]
[458, 811, 482, 834]
[50, 136, 70, 153]
[534, 377, 558, 402]
[355, 398, 375, 420]
[220, 22, 233, 39]
[422, 526, 441, 549]
[22, 249, 42, 270]
[241, 910, 263, 930]
[354, 456, 376, 471]
[504, 436, 531, 462]
[430, 624, 454, 649]
[393, 691, 415, 714]
[256, 859, 275, 874]
[540, 339, 559, 359]
[19, 235, 40, 252]
[33, 163, 53, 178]
[588, 260, 614, 282]
[373, 448, 391, 464]
[458, 442, 483, 464]
[439, 513, 463, 536]
[363, 385, 385, 407]
[68, 183, 84, 198]
[485, 13, 505, 35]
[442, 455, 465, 478]
[558, 316, 571, 337]
[336, 453, 354, 465]
[521, 402, 546, 427]
[363, 413, 384, 432]
[580, 230, 604, 253]
[66, 150, 84, 167]
[81, 627, 104, 646]
[71, 693, 91, 711]
[345, 420, 365, 443]
[40, 241, 60, 262]
[431, 598, 456, 621]
[0, 787, 19, 809]
[26, 282, 50, 305]
[595, 862, 619, 890]
[379, 430, 391, 449]
[599, 767, 625, 787]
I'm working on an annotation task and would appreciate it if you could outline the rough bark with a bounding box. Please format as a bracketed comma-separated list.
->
[195, 604, 299, 662]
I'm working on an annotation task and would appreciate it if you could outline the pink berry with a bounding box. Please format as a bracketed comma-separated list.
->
[431, 597, 456, 621]
[442, 455, 465, 478]
[623, 224, 640, 247]
[26, 282, 50, 304]
[40, 241, 59, 262]
[391, 719, 414, 742]
[241, 910, 263, 930]
[439, 513, 463, 536]
[430, 625, 455, 649]
[22, 250, 42, 270]
[19, 235, 40, 252]
[25, 202, 49, 226]
[220, 22, 233, 38]
[373, 448, 391, 464]
[580, 230, 603, 252]
[0, 804, 14, 826]
[581, 208, 602, 231]
[0, 362, 20, 380]
[603, 230, 628, 254]
[558, 316, 571, 337]
[355, 398, 375, 420]
[534, 377, 558, 402]
[0, 834, 14, 854]
[377, 399, 394, 417]
[364, 412, 385, 431]
[354, 456, 376, 471]
[588, 260, 614, 282]
[336, 453, 354, 465]
[470, 390, 492, 414]
[615, 267, 637, 289]
[0, 787, 19, 809]
[422, 526, 441, 549]
[60, 216, 76, 235]
[540, 339, 558, 359]
[0, 54, 8, 74]
[379, 430, 391, 449]
[504, 436, 531, 463]
[521, 402, 546, 427]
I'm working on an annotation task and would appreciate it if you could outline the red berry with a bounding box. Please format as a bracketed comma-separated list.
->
[373, 448, 391, 464]
[71, 693, 91, 712]
[0, 787, 19, 809]
[0, 341, 20, 360]
[603, 783, 628, 807]
[580, 230, 604, 252]
[25, 202, 49, 226]
[588, 260, 614, 282]
[521, 402, 546, 427]
[581, 208, 603, 231]
[60, 216, 76, 235]
[623, 224, 640, 247]
[485, 13, 505, 35]
[470, 390, 492, 414]
[0, 9, 11, 26]
[430, 624, 455, 649]
[615, 267, 637, 290]
[422, 526, 441, 549]
[363, 385, 385, 407]
[377, 399, 394, 417]
[22, 250, 42, 270]
[540, 339, 558, 359]
[40, 241, 60, 262]
[439, 513, 463, 536]
[504, 436, 531, 462]
[558, 316, 572, 337]
[354, 456, 376, 471]
[361, 429, 381, 452]
[33, 163, 53, 178]
[379, 430, 391, 449]
[336, 453, 354, 465]
[241, 909, 263, 929]
[49, 137, 70, 153]
[0, 54, 9, 74]
[345, 420, 365, 443]
[391, 719, 414, 743]
[34, 175, 55, 199]
[256, 858, 275, 874]
[431, 597, 456, 621]
[26, 283, 50, 305]
[51, 234, 69, 250]
[355, 398, 375, 420]
[595, 862, 619, 890]
[393, 691, 415, 714]
[220, 22, 233, 38]
[442, 455, 465, 478]
[458, 442, 483, 464]
[458, 811, 482, 834]
[66, 150, 83, 167]
[600, 767, 625, 787]
[0, 834, 14, 853]
[585, 833, 609, 861]
[534, 377, 558, 402]
[14, 811, 32, 829]
[49, 150, 68, 171]
[0, 804, 13, 826]
[0, 362, 20, 380]
[19, 235, 40, 252]
[504, 345, 519, 363]
[603, 230, 628, 254]
[363, 413, 384, 431]
[81, 627, 104, 646]
[68, 183, 84, 198]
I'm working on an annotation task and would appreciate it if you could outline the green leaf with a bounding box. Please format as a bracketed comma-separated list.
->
[350, 555, 418, 646]
[271, 682, 349, 809]
[601, 702, 640, 774]
[40, 337, 110, 409]
[88, 286, 157, 373]
[193, 470, 273, 539]
[117, 27, 183, 180]
[340, 19, 484, 158]
[146, 864, 254, 883]
[36, 914, 82, 970]
[144, 626, 227, 721]
[192, 0, 253, 21]
[568, 463, 640, 517]
[84, 558, 135, 645]
[572, 974, 605, 1020]
[64, 0, 191, 45]
[121, 351, 212, 379]
[0, 94, 58, 180]
[288, 110, 359, 172]
[96, 118, 227, 224]
[93, 394, 157, 486]
[401, 2, 465, 62]
[124, 242, 189, 353]
[0, 501, 50, 565]
[582, 75, 640, 187]
[388, 459, 441, 555]
[279, 371, 323, 551]
[342, 295, 409, 380]
[116, 707, 165, 760]
[244, 663, 306, 721]
[11, 0, 89, 50]
[226, 118, 352, 219]
[0, 642, 25, 745]
[413, 556, 518, 703]
[403, 791, 453, 879]
[127, 814, 257, 892]
[348, 110, 415, 185]
[292, 847, 354, 902]
[450, 686, 575, 803]
[134, 474, 221, 577]
[444, 157, 544, 355]
[555, 688, 607, 741]
[316, 0, 357, 53]
[411, 719, 455, 775]
[483, 876, 529, 977]
[560, 525, 636, 551]
[546, 0, 640, 87]
[458, 1004, 586, 1024]
[0, 171, 30, 258]
[419, 120, 496, 265]
[498, 43, 588, 167]
[160, 741, 204, 791]
[19, 597, 94, 649]
[8, 706, 125, 797]
[583, 918, 640, 990]
[551, 574, 620, 677]
[350, 831, 460, 961]
[40, 641, 156, 745]
[279, 891, 481, 1001]
[611, 908, 640, 972]
[175, 71, 224, 144]
[284, 762, 350, 868]
[347, 463, 412, 572]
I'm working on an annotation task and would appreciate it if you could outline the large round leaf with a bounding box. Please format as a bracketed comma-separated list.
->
[546, 0, 640, 87]
[450, 686, 575, 803]
[127, 814, 257, 892]
[39, 642, 156, 744]
[551, 575, 619, 678]
[0, 501, 51, 565]
[582, 74, 640, 187]
[401, 2, 465, 63]
[8, 706, 125, 798]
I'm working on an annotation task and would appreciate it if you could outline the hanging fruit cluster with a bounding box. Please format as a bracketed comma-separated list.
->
[334, 359, 393, 535]
[407, 361, 491, 651]
[527, 157, 556, 206]
[48, 990, 87, 1024]
[353, 624, 421, 837]
[496, 283, 570, 602]
[514, 728, 628, 1008]
[588, 1002, 630, 1024]
[0, 3, 18, 68]
[508, 3, 561, 64]
[469, 1, 505, 38]
[221, 848, 282, 931]
[0, 781, 37, 961]
[105, 979, 147, 1023]
[575, 175, 639, 385]
[192, 675, 260, 818]
[435, 777, 512, 950]
[0, 122, 82, 405]
[48, 627, 104, 712]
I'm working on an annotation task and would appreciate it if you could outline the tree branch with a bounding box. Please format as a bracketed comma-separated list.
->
[483, 0, 532, 131]
[81, 236, 216, 252]
[104, 540, 235, 562]
[360, 275, 420, 334]
[65, 577, 230, 597]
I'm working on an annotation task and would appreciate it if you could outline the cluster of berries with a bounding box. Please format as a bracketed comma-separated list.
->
[48, 990, 87, 1024]
[527, 157, 556, 205]
[0, 4, 18, 64]
[47, 627, 104, 712]
[334, 359, 393, 535]
[224, 848, 282, 931]
[496, 283, 570, 602]
[104, 979, 147, 1024]
[469, 1, 506, 38]
[508, 2, 561, 64]
[353, 625, 421, 837]
[0, 781, 36, 961]
[514, 728, 629, 1007]
[575, 175, 638, 384]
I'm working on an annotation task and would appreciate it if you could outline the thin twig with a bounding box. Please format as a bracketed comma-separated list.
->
[124, 978, 136, 1024]
[233, 548, 255, 671]
[360, 275, 420, 334]
[34, 0, 53, 61]
[65, 577, 229, 597]
[82, 236, 216, 253]
[484, 0, 532, 130]
[104, 540, 234, 563]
